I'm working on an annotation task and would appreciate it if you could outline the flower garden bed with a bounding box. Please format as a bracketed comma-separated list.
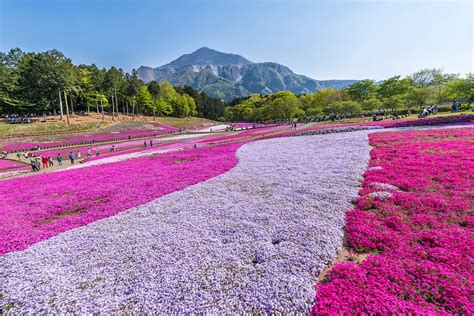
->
[0, 131, 372, 313]
[0, 159, 28, 170]
[3, 125, 178, 152]
[314, 127, 474, 314]
[0, 142, 243, 256]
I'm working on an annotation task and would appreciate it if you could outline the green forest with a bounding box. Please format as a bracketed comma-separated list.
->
[0, 48, 227, 121]
[1, 48, 473, 122]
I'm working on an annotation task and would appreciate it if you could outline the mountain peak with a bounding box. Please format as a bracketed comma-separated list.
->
[137, 48, 357, 100]
[159, 47, 253, 70]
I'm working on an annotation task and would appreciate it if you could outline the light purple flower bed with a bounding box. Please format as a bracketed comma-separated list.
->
[0, 143, 243, 256]
[0, 131, 372, 313]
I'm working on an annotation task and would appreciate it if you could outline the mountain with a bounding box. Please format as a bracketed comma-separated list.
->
[137, 47, 356, 100]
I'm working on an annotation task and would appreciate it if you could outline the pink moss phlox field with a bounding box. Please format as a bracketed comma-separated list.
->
[3, 125, 178, 152]
[383, 113, 474, 128]
[279, 114, 474, 138]
[0, 142, 244, 256]
[314, 128, 474, 314]
[0, 159, 28, 170]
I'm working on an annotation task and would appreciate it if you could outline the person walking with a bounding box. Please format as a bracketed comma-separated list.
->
[30, 158, 38, 172]
[69, 152, 75, 164]
[35, 157, 41, 171]
[24, 152, 29, 159]
[144, 141, 147, 148]
[41, 156, 48, 168]
[48, 156, 53, 167]
[77, 151, 82, 160]
[95, 148, 99, 157]
[149, 140, 153, 147]
[57, 153, 63, 166]
[16, 152, 21, 160]
[86, 148, 91, 158]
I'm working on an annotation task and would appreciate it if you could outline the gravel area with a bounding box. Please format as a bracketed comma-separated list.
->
[0, 131, 372, 313]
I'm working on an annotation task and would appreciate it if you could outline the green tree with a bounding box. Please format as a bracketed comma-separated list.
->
[410, 68, 444, 88]
[299, 93, 323, 116]
[444, 75, 474, 103]
[137, 85, 153, 113]
[405, 87, 433, 111]
[361, 98, 383, 112]
[147, 80, 161, 119]
[171, 93, 190, 117]
[346, 79, 376, 101]
[263, 91, 302, 120]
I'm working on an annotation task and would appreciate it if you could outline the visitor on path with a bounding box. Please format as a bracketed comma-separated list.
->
[30, 158, 38, 172]
[16, 152, 21, 159]
[24, 152, 28, 159]
[95, 148, 99, 157]
[194, 143, 198, 148]
[41, 156, 48, 169]
[112, 145, 116, 152]
[144, 141, 147, 148]
[69, 152, 75, 164]
[77, 151, 82, 160]
[56, 154, 62, 166]
[149, 140, 153, 147]
[35, 157, 41, 171]
[48, 157, 53, 167]
[86, 148, 91, 158]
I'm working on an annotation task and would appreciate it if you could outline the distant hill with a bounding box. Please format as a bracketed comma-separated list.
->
[137, 47, 357, 100]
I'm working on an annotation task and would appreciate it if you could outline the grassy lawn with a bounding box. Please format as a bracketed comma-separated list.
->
[155, 117, 215, 128]
[0, 121, 106, 137]
[0, 114, 216, 138]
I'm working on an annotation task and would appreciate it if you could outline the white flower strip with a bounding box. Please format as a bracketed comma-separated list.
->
[1, 131, 371, 313]
[189, 124, 229, 132]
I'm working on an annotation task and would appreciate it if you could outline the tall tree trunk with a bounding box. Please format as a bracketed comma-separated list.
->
[96, 98, 99, 114]
[114, 88, 119, 119]
[58, 90, 64, 121]
[63, 91, 70, 125]
[126, 100, 129, 116]
[100, 98, 104, 121]
[69, 95, 75, 115]
[111, 95, 115, 120]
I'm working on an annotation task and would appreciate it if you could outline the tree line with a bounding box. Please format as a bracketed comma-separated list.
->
[1, 48, 472, 123]
[225, 69, 473, 122]
[0, 48, 227, 121]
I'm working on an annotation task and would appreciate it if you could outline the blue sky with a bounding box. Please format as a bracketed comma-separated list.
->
[0, 0, 472, 80]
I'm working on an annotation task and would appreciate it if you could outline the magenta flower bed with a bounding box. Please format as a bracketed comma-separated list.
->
[314, 128, 474, 314]
[383, 113, 474, 128]
[3, 125, 178, 152]
[0, 142, 245, 256]
[277, 114, 474, 138]
[0, 159, 27, 170]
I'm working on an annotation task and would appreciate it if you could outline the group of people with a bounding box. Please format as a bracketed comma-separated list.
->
[419, 105, 439, 118]
[30, 155, 58, 172]
[27, 146, 105, 172]
[144, 140, 153, 148]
